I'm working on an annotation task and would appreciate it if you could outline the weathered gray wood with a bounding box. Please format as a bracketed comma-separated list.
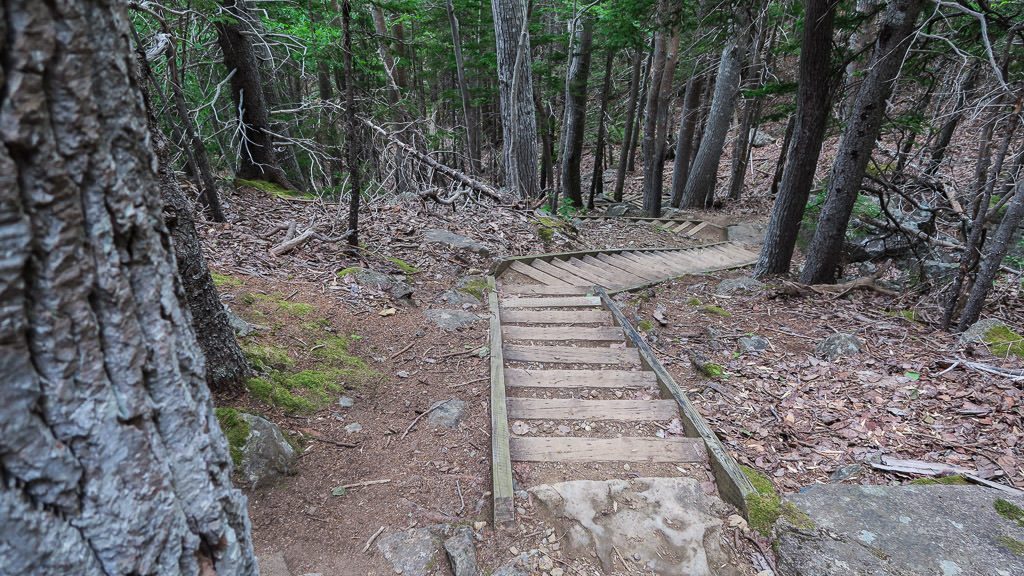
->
[491, 243, 730, 276]
[508, 398, 679, 421]
[488, 277, 515, 526]
[501, 296, 601, 308]
[594, 253, 662, 281]
[546, 258, 616, 287]
[499, 284, 593, 295]
[510, 436, 706, 462]
[566, 256, 644, 286]
[685, 221, 710, 237]
[505, 368, 656, 388]
[502, 326, 624, 342]
[530, 258, 593, 286]
[501, 309, 612, 324]
[595, 287, 755, 515]
[504, 345, 641, 365]
[509, 260, 569, 286]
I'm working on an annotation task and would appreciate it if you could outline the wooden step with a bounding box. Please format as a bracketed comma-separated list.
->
[505, 368, 656, 388]
[509, 436, 706, 463]
[529, 259, 593, 286]
[501, 309, 612, 324]
[684, 221, 710, 237]
[502, 325, 624, 342]
[501, 296, 602, 308]
[593, 253, 662, 281]
[568, 256, 643, 287]
[507, 398, 679, 421]
[504, 344, 641, 365]
[499, 284, 593, 296]
[546, 258, 614, 287]
[509, 261, 569, 286]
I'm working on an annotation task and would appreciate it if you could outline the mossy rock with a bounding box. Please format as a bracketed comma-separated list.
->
[984, 324, 1024, 358]
[243, 343, 294, 372]
[215, 407, 251, 467]
[741, 465, 813, 536]
[387, 256, 420, 275]
[995, 498, 1024, 527]
[997, 535, 1024, 556]
[909, 475, 968, 486]
[637, 319, 654, 332]
[457, 276, 489, 300]
[235, 178, 311, 199]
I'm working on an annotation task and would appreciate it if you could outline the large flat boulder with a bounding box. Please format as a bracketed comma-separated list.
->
[775, 484, 1024, 576]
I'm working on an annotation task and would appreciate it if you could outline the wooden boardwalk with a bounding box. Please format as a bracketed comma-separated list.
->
[576, 214, 727, 241]
[493, 243, 757, 293]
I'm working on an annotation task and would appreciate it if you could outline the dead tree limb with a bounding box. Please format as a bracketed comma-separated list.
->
[270, 227, 316, 256]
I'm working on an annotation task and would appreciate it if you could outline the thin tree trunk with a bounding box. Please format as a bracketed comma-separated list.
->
[447, 0, 482, 174]
[535, 86, 554, 192]
[769, 113, 796, 197]
[560, 16, 594, 208]
[643, 29, 681, 217]
[927, 64, 979, 175]
[590, 49, 617, 208]
[492, 0, 540, 198]
[800, 0, 925, 284]
[755, 0, 836, 277]
[614, 50, 644, 201]
[628, 49, 654, 173]
[344, 0, 361, 247]
[670, 73, 704, 208]
[727, 10, 770, 202]
[0, 2, 255, 572]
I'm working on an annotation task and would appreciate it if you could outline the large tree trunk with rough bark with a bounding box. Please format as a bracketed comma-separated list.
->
[589, 49, 617, 208]
[492, 0, 540, 198]
[559, 16, 594, 209]
[800, 0, 925, 284]
[613, 50, 644, 201]
[0, 2, 256, 573]
[642, 29, 680, 218]
[670, 73, 704, 208]
[216, 0, 294, 190]
[755, 0, 836, 277]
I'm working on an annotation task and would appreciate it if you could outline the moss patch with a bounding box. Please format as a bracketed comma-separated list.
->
[995, 499, 1024, 527]
[243, 343, 294, 372]
[687, 297, 703, 306]
[459, 277, 489, 300]
[638, 319, 654, 332]
[313, 336, 376, 380]
[215, 407, 250, 466]
[244, 292, 314, 317]
[984, 325, 1024, 358]
[997, 535, 1024, 556]
[698, 362, 726, 378]
[235, 178, 310, 199]
[741, 465, 814, 535]
[211, 271, 243, 288]
[387, 257, 420, 275]
[700, 305, 732, 318]
[887, 309, 919, 322]
[909, 475, 968, 486]
[336, 266, 361, 279]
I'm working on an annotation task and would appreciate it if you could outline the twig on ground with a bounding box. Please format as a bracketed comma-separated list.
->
[362, 526, 386, 553]
[343, 478, 392, 489]
[401, 400, 445, 439]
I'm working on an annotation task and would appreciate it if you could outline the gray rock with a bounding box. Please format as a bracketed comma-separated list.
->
[715, 276, 763, 295]
[259, 552, 291, 576]
[343, 267, 414, 301]
[922, 260, 959, 287]
[828, 463, 865, 483]
[338, 395, 354, 408]
[443, 526, 479, 576]
[425, 309, 483, 331]
[238, 414, 297, 488]
[605, 203, 630, 218]
[959, 318, 1006, 345]
[726, 223, 765, 244]
[423, 228, 489, 256]
[775, 484, 1024, 576]
[749, 128, 775, 147]
[738, 335, 769, 354]
[492, 551, 543, 576]
[530, 477, 740, 575]
[344, 422, 362, 433]
[427, 399, 467, 429]
[439, 289, 480, 307]
[224, 305, 255, 337]
[816, 333, 862, 361]
[377, 527, 442, 576]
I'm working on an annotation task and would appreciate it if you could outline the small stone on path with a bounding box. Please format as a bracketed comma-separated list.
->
[816, 333, 862, 360]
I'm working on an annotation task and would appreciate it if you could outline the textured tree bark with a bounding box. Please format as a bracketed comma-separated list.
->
[800, 0, 924, 284]
[643, 30, 681, 218]
[559, 16, 594, 209]
[680, 11, 749, 209]
[492, 0, 540, 198]
[447, 0, 482, 174]
[670, 73, 704, 208]
[589, 49, 617, 208]
[613, 50, 644, 201]
[728, 10, 771, 202]
[754, 0, 836, 278]
[628, 50, 653, 173]
[769, 114, 796, 196]
[216, 0, 295, 190]
[640, 32, 667, 208]
[0, 1, 256, 573]
[344, 0, 361, 247]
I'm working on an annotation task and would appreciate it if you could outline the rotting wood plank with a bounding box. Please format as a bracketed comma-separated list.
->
[546, 258, 616, 287]
[595, 286, 755, 515]
[487, 277, 514, 526]
[507, 398, 679, 421]
[509, 436, 706, 463]
[530, 259, 593, 286]
[500, 309, 612, 324]
[499, 284, 593, 296]
[504, 344, 641, 365]
[509, 261, 569, 286]
[502, 325, 624, 342]
[505, 368, 656, 388]
[501, 296, 602, 308]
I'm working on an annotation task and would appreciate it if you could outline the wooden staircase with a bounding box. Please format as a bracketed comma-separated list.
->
[576, 214, 727, 241]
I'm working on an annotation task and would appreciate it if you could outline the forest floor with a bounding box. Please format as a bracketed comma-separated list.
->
[203, 150, 1022, 575]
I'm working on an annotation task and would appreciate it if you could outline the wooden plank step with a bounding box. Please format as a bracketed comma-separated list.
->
[501, 309, 612, 324]
[504, 344, 640, 365]
[684, 221, 710, 237]
[509, 261, 569, 286]
[593, 253, 662, 281]
[567, 256, 643, 287]
[546, 258, 614, 287]
[500, 284, 593, 295]
[505, 368, 656, 388]
[501, 296, 602, 308]
[672, 221, 694, 233]
[502, 325, 624, 342]
[530, 259, 593, 286]
[507, 398, 679, 421]
[510, 436, 706, 463]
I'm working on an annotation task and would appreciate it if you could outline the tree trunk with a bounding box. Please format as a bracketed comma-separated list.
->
[344, 0, 361, 247]
[447, 0, 482, 174]
[613, 50, 644, 201]
[754, 0, 836, 278]
[559, 16, 594, 209]
[0, 1, 255, 573]
[727, 11, 770, 202]
[628, 49, 654, 173]
[680, 12, 749, 209]
[534, 86, 555, 192]
[590, 49, 617, 208]
[800, 0, 924, 284]
[670, 73, 704, 208]
[926, 64, 979, 175]
[643, 29, 681, 218]
[216, 0, 294, 190]
[492, 0, 540, 198]
[769, 113, 796, 196]
[640, 33, 667, 207]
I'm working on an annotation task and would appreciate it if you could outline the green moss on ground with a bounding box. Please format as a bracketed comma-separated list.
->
[313, 336, 376, 380]
[459, 277, 489, 300]
[387, 257, 420, 275]
[537, 225, 554, 243]
[700, 305, 732, 318]
[211, 271, 243, 288]
[215, 408, 250, 466]
[638, 320, 654, 332]
[336, 266, 361, 279]
[687, 297, 703, 306]
[243, 343, 294, 372]
[887, 309, 920, 322]
[997, 535, 1024, 556]
[995, 499, 1024, 527]
[742, 465, 813, 535]
[699, 362, 726, 378]
[244, 292, 314, 317]
[909, 475, 968, 486]
[235, 178, 310, 199]
[984, 325, 1024, 358]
